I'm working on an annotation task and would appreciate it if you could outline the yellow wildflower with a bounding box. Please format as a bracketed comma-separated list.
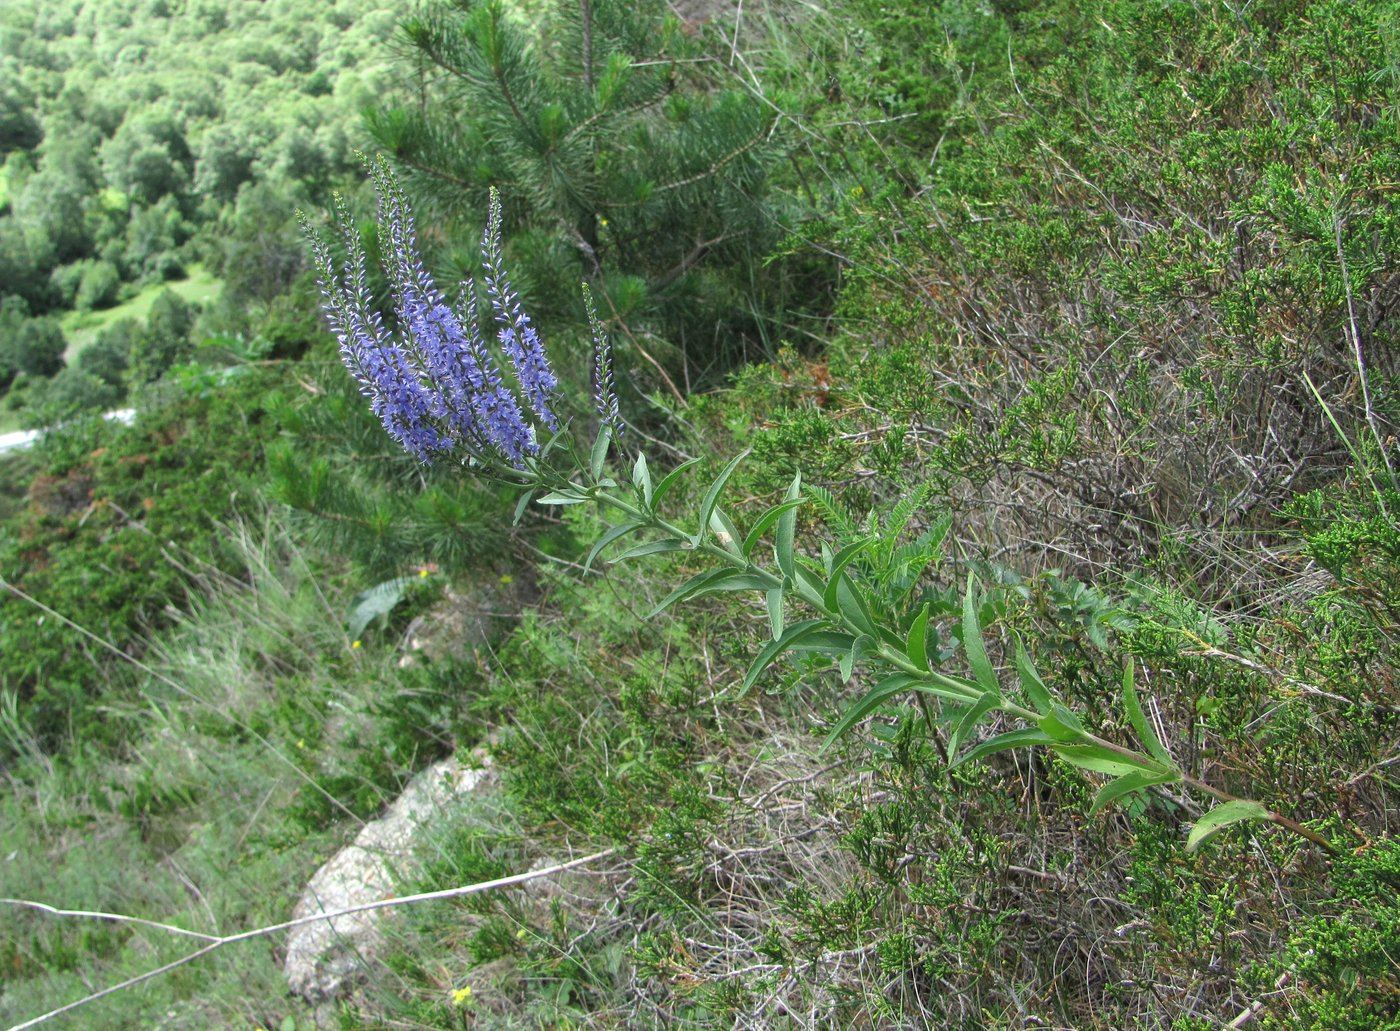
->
[452, 986, 473, 1006]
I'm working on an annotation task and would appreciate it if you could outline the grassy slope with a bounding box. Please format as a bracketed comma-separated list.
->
[59, 264, 224, 361]
[0, 269, 224, 434]
[3, 1, 1399, 1029]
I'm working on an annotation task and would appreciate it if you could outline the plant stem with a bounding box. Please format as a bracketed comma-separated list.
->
[572, 464, 1339, 855]
[1181, 773, 1339, 854]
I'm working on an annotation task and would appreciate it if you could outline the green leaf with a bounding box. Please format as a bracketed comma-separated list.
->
[590, 425, 612, 481]
[647, 568, 777, 618]
[584, 521, 643, 572]
[741, 498, 803, 559]
[776, 472, 801, 579]
[878, 482, 934, 564]
[709, 507, 743, 555]
[839, 634, 876, 682]
[346, 576, 415, 641]
[823, 538, 877, 612]
[512, 489, 537, 525]
[951, 727, 1058, 768]
[765, 586, 784, 639]
[805, 483, 860, 543]
[739, 619, 826, 695]
[1014, 634, 1053, 714]
[648, 568, 724, 617]
[1121, 660, 1173, 767]
[696, 572, 779, 597]
[1090, 769, 1181, 815]
[786, 631, 859, 653]
[633, 452, 652, 507]
[962, 576, 999, 694]
[1186, 800, 1272, 852]
[1039, 705, 1085, 742]
[918, 670, 984, 705]
[948, 690, 1002, 758]
[820, 674, 925, 752]
[652, 456, 701, 507]
[537, 491, 589, 505]
[1052, 743, 1159, 777]
[791, 562, 828, 610]
[614, 538, 690, 561]
[695, 451, 749, 547]
[906, 604, 931, 671]
[835, 576, 881, 640]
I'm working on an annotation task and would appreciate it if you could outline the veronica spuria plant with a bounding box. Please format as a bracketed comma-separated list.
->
[302, 160, 1336, 857]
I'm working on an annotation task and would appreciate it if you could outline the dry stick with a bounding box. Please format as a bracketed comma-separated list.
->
[0, 577, 366, 827]
[0, 900, 220, 942]
[1335, 212, 1393, 480]
[4, 848, 615, 1031]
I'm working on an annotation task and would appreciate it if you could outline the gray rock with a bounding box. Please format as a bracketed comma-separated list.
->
[283, 755, 494, 1003]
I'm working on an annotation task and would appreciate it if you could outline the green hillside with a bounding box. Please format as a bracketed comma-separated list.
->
[1, 1, 1397, 1029]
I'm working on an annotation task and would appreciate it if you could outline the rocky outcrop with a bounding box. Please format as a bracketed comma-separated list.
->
[283, 755, 495, 1003]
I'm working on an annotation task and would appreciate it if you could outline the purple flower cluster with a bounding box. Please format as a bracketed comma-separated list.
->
[583, 285, 622, 436]
[303, 160, 550, 466]
[304, 159, 624, 467]
[482, 189, 559, 432]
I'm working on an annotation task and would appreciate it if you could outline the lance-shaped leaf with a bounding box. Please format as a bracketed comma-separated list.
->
[1051, 742, 1163, 778]
[835, 576, 883, 642]
[1014, 634, 1053, 714]
[648, 567, 779, 618]
[776, 472, 802, 579]
[513, 489, 537, 525]
[962, 576, 999, 694]
[947, 690, 1003, 758]
[821, 673, 926, 752]
[787, 631, 860, 654]
[537, 491, 590, 505]
[1186, 799, 1272, 852]
[614, 538, 690, 561]
[765, 586, 784, 639]
[1090, 768, 1182, 815]
[633, 451, 652, 508]
[792, 562, 830, 611]
[584, 520, 644, 571]
[535, 425, 572, 459]
[906, 604, 931, 671]
[739, 619, 826, 694]
[590, 424, 612, 481]
[1039, 704, 1086, 742]
[695, 450, 749, 546]
[951, 726, 1059, 768]
[1121, 660, 1173, 767]
[652, 456, 701, 507]
[1052, 745, 1159, 778]
[840, 634, 877, 682]
[742, 498, 804, 559]
[823, 538, 877, 611]
[709, 507, 744, 555]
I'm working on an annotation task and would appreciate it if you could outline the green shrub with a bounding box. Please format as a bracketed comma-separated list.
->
[0, 368, 284, 750]
[74, 257, 121, 310]
[365, 0, 815, 377]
